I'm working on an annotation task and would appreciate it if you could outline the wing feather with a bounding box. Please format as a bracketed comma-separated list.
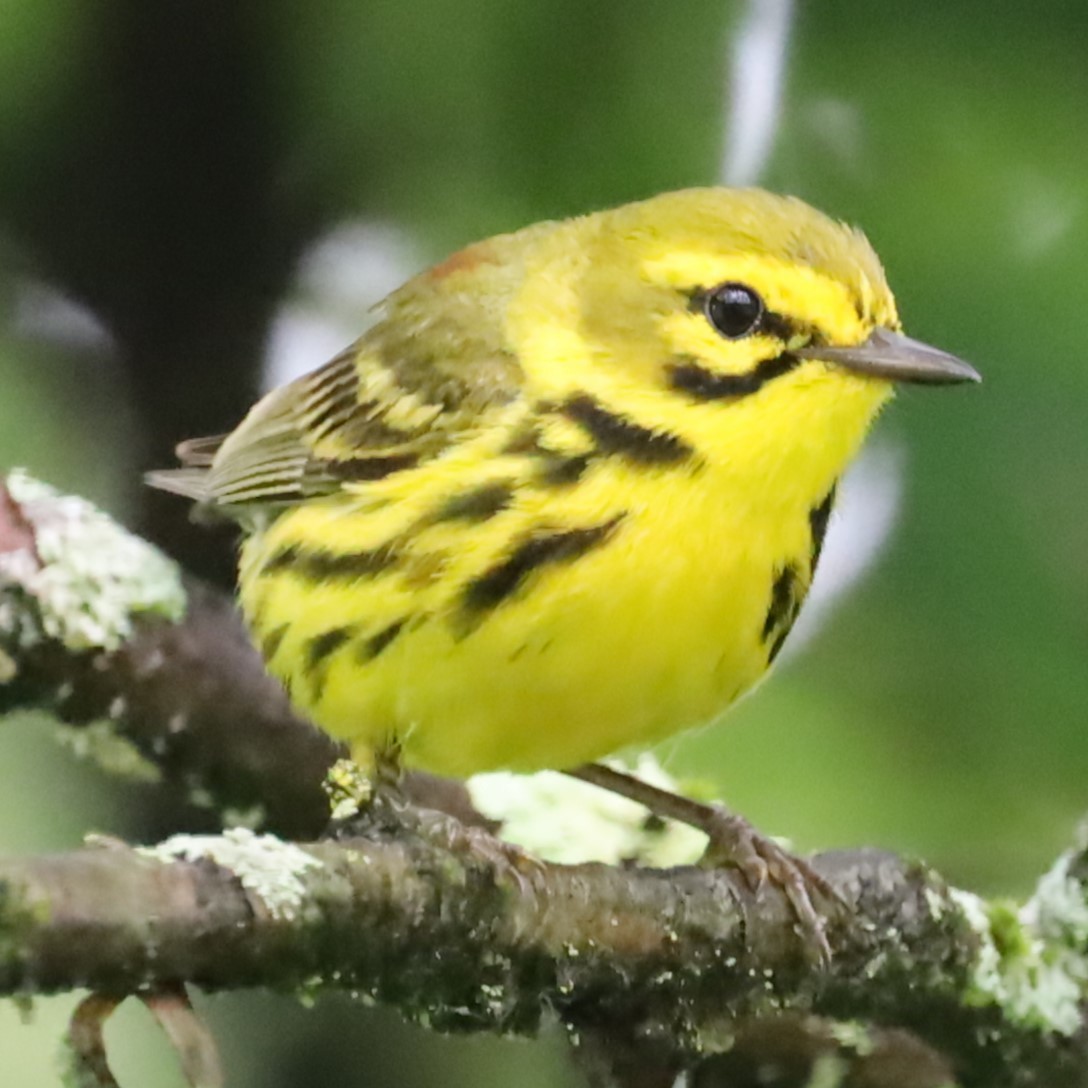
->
[149, 231, 537, 515]
[150, 315, 524, 512]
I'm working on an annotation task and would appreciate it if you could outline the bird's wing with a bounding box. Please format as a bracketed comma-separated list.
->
[147, 230, 543, 515]
[148, 319, 525, 513]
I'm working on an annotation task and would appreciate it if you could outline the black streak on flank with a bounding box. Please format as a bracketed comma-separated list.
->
[360, 618, 408, 661]
[667, 353, 799, 401]
[501, 422, 589, 486]
[462, 514, 625, 617]
[560, 394, 693, 464]
[539, 454, 590, 486]
[809, 484, 837, 573]
[305, 625, 357, 671]
[501, 423, 542, 456]
[762, 564, 806, 663]
[432, 481, 513, 523]
[762, 565, 798, 641]
[260, 623, 289, 663]
[304, 624, 357, 703]
[263, 543, 400, 581]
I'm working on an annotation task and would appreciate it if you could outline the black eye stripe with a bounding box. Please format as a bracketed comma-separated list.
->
[667, 353, 799, 401]
[756, 308, 796, 342]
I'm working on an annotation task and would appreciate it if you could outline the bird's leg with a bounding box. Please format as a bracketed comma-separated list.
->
[566, 762, 839, 961]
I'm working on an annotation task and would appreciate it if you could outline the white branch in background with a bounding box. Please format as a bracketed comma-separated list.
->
[720, 0, 796, 188]
[11, 278, 116, 355]
[263, 221, 423, 390]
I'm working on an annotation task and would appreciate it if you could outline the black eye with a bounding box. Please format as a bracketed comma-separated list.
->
[704, 283, 764, 339]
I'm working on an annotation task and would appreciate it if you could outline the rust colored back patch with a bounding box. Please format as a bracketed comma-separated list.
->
[426, 243, 496, 282]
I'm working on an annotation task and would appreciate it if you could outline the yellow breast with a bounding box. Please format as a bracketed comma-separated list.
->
[239, 361, 887, 777]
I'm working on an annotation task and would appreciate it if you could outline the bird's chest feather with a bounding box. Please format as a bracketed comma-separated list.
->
[592, 468, 836, 694]
[237, 448, 838, 775]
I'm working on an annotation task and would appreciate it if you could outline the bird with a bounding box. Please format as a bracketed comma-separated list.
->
[150, 187, 979, 936]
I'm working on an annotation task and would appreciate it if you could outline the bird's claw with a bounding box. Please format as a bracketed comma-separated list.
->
[699, 807, 841, 964]
[449, 821, 547, 897]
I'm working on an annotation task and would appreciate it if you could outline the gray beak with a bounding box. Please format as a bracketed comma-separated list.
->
[793, 327, 981, 385]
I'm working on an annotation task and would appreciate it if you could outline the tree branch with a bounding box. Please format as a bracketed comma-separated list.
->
[1, 821, 1087, 1087]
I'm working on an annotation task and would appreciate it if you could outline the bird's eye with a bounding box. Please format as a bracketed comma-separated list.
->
[704, 283, 764, 339]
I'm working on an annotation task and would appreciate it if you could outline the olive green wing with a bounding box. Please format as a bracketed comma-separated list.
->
[148, 327, 524, 514]
[147, 229, 543, 516]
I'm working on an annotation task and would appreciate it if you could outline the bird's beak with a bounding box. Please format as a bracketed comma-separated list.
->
[793, 327, 981, 385]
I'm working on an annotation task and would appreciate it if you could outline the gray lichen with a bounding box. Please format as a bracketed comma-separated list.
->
[468, 754, 706, 866]
[138, 829, 324, 922]
[0, 469, 186, 658]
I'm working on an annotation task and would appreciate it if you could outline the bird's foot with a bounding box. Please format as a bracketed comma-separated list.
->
[698, 806, 840, 964]
[441, 819, 547, 897]
[566, 762, 842, 963]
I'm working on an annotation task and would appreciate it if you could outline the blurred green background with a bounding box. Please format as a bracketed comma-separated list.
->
[1, 1, 1086, 1084]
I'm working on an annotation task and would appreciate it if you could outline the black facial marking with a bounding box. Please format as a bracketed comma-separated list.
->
[667, 353, 799, 401]
[809, 484, 837, 573]
[263, 543, 400, 581]
[432, 481, 513, 523]
[361, 618, 408, 661]
[462, 514, 625, 617]
[560, 394, 693, 464]
[305, 625, 356, 671]
[757, 308, 796, 343]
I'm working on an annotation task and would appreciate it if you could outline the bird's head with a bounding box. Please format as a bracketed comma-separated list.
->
[506, 187, 978, 421]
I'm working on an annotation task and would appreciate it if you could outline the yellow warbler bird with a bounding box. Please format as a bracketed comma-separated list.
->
[151, 188, 977, 904]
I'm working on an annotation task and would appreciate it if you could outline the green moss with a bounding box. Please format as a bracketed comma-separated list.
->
[0, 877, 48, 988]
[827, 1020, 875, 1056]
[324, 758, 371, 821]
[807, 1054, 848, 1088]
[950, 886, 1084, 1035]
